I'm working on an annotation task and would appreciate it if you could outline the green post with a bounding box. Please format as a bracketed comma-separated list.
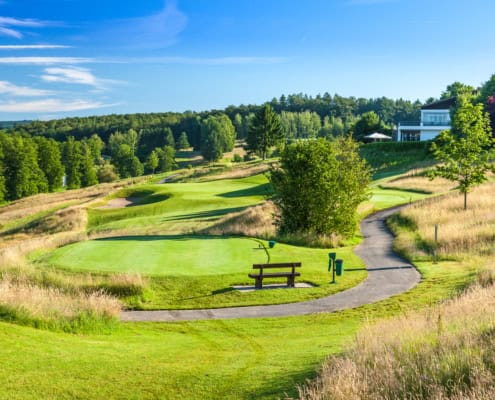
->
[329, 252, 336, 283]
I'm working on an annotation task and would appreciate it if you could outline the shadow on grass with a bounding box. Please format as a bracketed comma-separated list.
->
[217, 183, 272, 198]
[94, 234, 260, 243]
[164, 206, 248, 221]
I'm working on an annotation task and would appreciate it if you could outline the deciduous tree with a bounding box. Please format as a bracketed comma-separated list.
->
[430, 98, 495, 210]
[270, 137, 370, 237]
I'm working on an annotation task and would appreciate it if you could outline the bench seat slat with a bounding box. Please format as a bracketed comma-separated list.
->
[249, 272, 301, 279]
[252, 262, 301, 269]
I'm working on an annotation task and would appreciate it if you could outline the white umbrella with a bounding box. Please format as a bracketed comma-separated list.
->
[364, 132, 392, 140]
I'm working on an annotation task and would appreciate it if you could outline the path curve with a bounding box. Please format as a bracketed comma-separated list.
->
[121, 206, 420, 322]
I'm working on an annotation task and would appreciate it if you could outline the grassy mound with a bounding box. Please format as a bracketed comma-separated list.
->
[39, 237, 367, 309]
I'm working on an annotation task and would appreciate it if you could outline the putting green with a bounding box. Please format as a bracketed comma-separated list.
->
[41, 236, 336, 277]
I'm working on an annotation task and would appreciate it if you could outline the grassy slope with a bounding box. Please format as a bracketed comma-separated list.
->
[3, 147, 472, 399]
[0, 259, 474, 400]
[87, 175, 271, 234]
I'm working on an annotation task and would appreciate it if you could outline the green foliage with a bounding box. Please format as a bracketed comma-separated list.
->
[146, 149, 159, 173]
[164, 128, 175, 148]
[271, 137, 371, 238]
[97, 162, 119, 183]
[280, 110, 322, 139]
[1, 134, 48, 199]
[441, 81, 475, 100]
[86, 134, 105, 164]
[62, 136, 83, 189]
[246, 104, 283, 160]
[478, 73, 495, 103]
[0, 142, 5, 203]
[352, 111, 390, 141]
[360, 141, 434, 178]
[176, 131, 190, 150]
[80, 141, 98, 187]
[156, 145, 176, 172]
[232, 153, 243, 163]
[430, 98, 495, 209]
[33, 137, 64, 192]
[200, 114, 236, 161]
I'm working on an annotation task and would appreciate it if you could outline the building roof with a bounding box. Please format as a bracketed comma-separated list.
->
[421, 97, 456, 110]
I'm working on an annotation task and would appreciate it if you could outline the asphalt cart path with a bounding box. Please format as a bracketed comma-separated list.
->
[121, 205, 420, 322]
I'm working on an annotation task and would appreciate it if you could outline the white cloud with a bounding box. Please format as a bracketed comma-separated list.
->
[0, 17, 46, 27]
[41, 66, 125, 90]
[0, 25, 21, 38]
[0, 99, 116, 112]
[0, 16, 58, 38]
[0, 44, 71, 50]
[42, 67, 98, 86]
[0, 80, 52, 96]
[0, 57, 92, 65]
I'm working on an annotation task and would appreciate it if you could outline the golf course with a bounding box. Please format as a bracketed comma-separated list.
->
[1, 147, 492, 399]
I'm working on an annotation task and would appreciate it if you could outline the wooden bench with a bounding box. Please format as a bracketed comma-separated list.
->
[249, 262, 302, 289]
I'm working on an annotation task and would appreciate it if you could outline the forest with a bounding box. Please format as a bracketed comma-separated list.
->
[1, 75, 494, 204]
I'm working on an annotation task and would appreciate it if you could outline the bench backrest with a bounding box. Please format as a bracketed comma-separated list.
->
[252, 262, 301, 270]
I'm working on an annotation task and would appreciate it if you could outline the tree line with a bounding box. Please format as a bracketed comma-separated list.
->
[2, 75, 495, 204]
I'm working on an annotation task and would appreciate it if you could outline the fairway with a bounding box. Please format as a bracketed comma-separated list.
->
[88, 174, 271, 234]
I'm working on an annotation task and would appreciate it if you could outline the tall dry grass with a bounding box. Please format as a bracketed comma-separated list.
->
[298, 281, 495, 400]
[392, 182, 495, 259]
[0, 274, 121, 319]
[200, 200, 277, 238]
[381, 175, 456, 194]
[0, 179, 150, 331]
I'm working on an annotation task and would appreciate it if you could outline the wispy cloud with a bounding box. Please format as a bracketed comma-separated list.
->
[0, 44, 71, 50]
[0, 26, 21, 38]
[41, 66, 124, 89]
[0, 16, 56, 39]
[0, 80, 53, 96]
[0, 99, 117, 112]
[92, 0, 187, 49]
[0, 57, 92, 65]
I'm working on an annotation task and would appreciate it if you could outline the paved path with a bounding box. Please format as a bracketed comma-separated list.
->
[121, 206, 420, 322]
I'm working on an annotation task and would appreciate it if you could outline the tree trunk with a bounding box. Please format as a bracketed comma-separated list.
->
[464, 191, 467, 210]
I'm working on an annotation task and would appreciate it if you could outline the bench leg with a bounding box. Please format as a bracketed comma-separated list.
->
[287, 276, 295, 287]
[255, 277, 262, 289]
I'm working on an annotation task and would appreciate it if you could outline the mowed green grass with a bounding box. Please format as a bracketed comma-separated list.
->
[0, 259, 476, 400]
[41, 237, 367, 309]
[88, 174, 271, 234]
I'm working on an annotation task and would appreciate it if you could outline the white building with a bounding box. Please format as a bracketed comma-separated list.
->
[397, 97, 456, 141]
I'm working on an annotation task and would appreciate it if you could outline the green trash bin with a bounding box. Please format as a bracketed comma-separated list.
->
[268, 240, 276, 249]
[335, 259, 344, 276]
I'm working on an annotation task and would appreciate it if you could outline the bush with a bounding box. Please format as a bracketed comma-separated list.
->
[232, 153, 243, 163]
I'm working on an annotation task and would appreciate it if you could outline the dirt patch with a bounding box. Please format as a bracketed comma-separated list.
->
[96, 197, 139, 209]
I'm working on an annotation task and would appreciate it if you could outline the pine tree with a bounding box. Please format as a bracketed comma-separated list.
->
[62, 137, 83, 189]
[80, 141, 98, 187]
[34, 136, 64, 191]
[246, 104, 283, 160]
[176, 132, 190, 150]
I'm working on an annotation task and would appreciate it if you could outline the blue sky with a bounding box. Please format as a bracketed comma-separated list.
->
[0, 0, 494, 120]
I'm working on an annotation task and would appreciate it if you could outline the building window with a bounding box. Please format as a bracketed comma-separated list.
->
[401, 131, 420, 141]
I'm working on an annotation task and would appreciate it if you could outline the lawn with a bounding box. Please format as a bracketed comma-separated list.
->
[39, 236, 367, 309]
[4, 158, 483, 399]
[0, 258, 477, 400]
[87, 174, 271, 234]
